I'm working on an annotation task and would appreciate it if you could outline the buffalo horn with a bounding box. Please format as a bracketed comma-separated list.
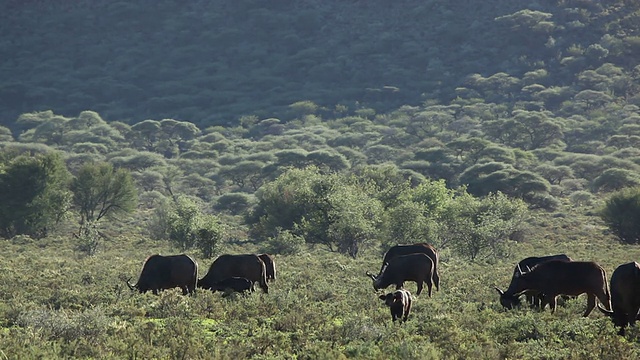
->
[596, 303, 613, 316]
[126, 277, 136, 291]
[365, 271, 377, 280]
[494, 286, 504, 295]
[516, 264, 524, 276]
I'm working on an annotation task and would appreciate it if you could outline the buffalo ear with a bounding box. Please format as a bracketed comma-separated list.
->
[379, 294, 386, 301]
[494, 287, 504, 295]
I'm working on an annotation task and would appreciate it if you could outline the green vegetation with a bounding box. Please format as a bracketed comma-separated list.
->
[2, 0, 640, 358]
[0, 225, 639, 359]
[2, 1, 640, 127]
[600, 187, 640, 244]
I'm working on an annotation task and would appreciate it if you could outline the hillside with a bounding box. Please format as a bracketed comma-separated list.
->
[2, 0, 640, 128]
[4, 1, 640, 358]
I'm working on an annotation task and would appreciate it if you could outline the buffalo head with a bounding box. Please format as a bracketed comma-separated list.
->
[366, 265, 386, 291]
[495, 286, 521, 309]
[126, 277, 137, 291]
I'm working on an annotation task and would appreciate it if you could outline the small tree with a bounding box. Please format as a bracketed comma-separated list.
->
[70, 162, 137, 253]
[437, 191, 528, 260]
[71, 162, 137, 228]
[0, 152, 72, 239]
[600, 187, 640, 244]
[152, 196, 224, 258]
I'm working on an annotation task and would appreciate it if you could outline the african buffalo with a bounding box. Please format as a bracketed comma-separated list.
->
[203, 277, 253, 296]
[598, 262, 640, 335]
[496, 254, 573, 309]
[367, 253, 434, 296]
[198, 254, 269, 293]
[380, 243, 440, 291]
[379, 289, 412, 322]
[258, 253, 277, 282]
[498, 260, 611, 317]
[127, 254, 198, 295]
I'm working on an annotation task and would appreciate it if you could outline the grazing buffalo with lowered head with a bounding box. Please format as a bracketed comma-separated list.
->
[367, 253, 434, 296]
[379, 289, 412, 322]
[198, 254, 269, 293]
[127, 254, 198, 295]
[203, 277, 253, 296]
[257, 253, 277, 282]
[380, 243, 440, 291]
[497, 260, 611, 317]
[496, 254, 573, 309]
[598, 262, 640, 335]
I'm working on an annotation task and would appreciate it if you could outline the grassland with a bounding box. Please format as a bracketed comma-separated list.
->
[1, 208, 640, 359]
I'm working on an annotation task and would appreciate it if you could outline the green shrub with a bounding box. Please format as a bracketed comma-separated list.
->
[600, 187, 640, 244]
[263, 228, 305, 255]
[16, 306, 110, 342]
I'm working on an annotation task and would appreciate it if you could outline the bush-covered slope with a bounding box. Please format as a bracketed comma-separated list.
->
[2, 0, 639, 128]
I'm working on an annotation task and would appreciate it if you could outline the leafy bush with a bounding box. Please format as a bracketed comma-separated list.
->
[437, 192, 527, 260]
[16, 307, 110, 342]
[600, 187, 640, 244]
[569, 190, 594, 206]
[0, 152, 71, 238]
[263, 228, 306, 255]
[150, 196, 225, 258]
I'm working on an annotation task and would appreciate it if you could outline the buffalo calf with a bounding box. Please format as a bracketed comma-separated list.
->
[379, 289, 412, 322]
[205, 277, 253, 296]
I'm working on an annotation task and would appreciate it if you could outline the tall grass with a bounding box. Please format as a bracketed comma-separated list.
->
[1, 212, 640, 359]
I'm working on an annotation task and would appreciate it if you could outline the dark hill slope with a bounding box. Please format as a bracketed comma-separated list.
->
[1, 0, 639, 128]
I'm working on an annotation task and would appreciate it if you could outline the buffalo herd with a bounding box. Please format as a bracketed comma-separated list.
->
[127, 244, 640, 334]
[128, 253, 276, 297]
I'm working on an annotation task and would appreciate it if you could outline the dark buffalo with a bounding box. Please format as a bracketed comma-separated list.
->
[203, 277, 253, 296]
[598, 262, 640, 335]
[380, 243, 440, 291]
[258, 253, 277, 282]
[198, 254, 268, 293]
[498, 260, 611, 317]
[367, 253, 434, 296]
[379, 289, 412, 322]
[496, 254, 573, 309]
[127, 254, 198, 295]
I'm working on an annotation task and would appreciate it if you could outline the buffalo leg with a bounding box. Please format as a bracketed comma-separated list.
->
[626, 308, 639, 328]
[403, 298, 412, 322]
[433, 271, 440, 291]
[547, 295, 558, 313]
[415, 282, 423, 296]
[539, 296, 549, 311]
[426, 280, 433, 297]
[584, 294, 596, 317]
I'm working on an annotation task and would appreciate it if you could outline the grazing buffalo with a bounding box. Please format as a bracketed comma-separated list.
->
[127, 254, 198, 295]
[367, 253, 434, 296]
[203, 277, 253, 296]
[380, 243, 440, 291]
[258, 253, 277, 282]
[496, 254, 573, 309]
[198, 254, 269, 293]
[598, 262, 640, 335]
[379, 289, 413, 322]
[497, 260, 611, 317]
